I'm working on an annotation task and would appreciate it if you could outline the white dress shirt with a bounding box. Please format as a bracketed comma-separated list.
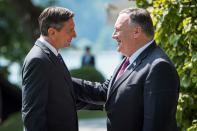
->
[38, 35, 58, 56]
[126, 39, 154, 70]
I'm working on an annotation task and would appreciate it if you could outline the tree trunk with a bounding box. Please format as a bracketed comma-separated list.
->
[7, 0, 42, 42]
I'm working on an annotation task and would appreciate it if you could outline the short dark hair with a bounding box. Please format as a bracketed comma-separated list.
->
[38, 6, 74, 36]
[120, 8, 154, 37]
[85, 46, 91, 51]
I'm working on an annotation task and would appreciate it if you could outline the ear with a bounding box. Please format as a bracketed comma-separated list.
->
[48, 27, 56, 37]
[133, 26, 142, 39]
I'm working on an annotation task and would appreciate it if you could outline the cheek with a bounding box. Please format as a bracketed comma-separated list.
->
[65, 35, 70, 42]
[65, 32, 71, 39]
[60, 33, 67, 41]
[119, 31, 128, 40]
[118, 32, 122, 38]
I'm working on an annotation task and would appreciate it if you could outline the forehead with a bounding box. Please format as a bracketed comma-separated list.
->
[62, 18, 75, 28]
[114, 13, 130, 28]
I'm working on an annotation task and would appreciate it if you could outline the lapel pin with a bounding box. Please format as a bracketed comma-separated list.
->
[133, 62, 136, 66]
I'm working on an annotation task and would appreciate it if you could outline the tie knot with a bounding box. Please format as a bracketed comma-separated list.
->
[122, 58, 130, 70]
[115, 58, 130, 80]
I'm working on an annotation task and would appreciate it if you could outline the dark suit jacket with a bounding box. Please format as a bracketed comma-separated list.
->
[22, 40, 78, 131]
[73, 41, 180, 131]
[82, 55, 95, 66]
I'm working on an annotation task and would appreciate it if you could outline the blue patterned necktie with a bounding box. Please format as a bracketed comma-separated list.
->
[57, 54, 65, 66]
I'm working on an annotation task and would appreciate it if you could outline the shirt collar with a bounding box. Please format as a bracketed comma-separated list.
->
[38, 35, 59, 56]
[128, 39, 154, 65]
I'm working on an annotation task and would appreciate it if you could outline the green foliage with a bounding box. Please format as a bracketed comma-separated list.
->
[135, 0, 152, 8]
[0, 113, 22, 131]
[136, 0, 197, 130]
[70, 66, 105, 82]
[187, 120, 197, 131]
[177, 93, 197, 130]
[0, 0, 30, 62]
[0, 0, 31, 78]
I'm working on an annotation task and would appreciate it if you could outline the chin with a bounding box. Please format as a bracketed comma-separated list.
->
[119, 50, 127, 57]
[117, 47, 124, 54]
[117, 46, 121, 52]
[64, 43, 70, 48]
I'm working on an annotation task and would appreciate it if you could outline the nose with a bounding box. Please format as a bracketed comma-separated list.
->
[112, 30, 117, 39]
[73, 30, 77, 38]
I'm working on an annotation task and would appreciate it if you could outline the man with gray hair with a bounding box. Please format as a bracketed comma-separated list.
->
[73, 7, 180, 131]
[22, 6, 78, 131]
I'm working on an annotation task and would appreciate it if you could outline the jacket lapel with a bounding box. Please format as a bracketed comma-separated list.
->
[107, 58, 126, 98]
[111, 58, 127, 86]
[107, 41, 157, 100]
[35, 40, 59, 66]
[35, 40, 76, 100]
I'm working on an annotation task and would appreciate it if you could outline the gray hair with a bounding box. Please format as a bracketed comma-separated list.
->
[38, 6, 74, 36]
[119, 8, 154, 37]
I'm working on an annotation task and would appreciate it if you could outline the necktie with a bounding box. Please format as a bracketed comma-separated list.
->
[57, 53, 71, 77]
[57, 54, 66, 66]
[116, 58, 130, 80]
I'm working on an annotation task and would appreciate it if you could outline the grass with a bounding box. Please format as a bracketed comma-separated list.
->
[78, 110, 106, 119]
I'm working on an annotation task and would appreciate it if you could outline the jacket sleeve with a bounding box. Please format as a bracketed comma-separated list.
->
[72, 77, 110, 106]
[22, 58, 49, 131]
[76, 100, 104, 111]
[143, 60, 179, 131]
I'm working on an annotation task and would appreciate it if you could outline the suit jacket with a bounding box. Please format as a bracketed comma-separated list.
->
[72, 41, 180, 131]
[82, 55, 95, 66]
[22, 40, 78, 131]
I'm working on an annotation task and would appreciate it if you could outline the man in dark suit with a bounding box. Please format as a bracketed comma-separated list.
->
[73, 8, 180, 131]
[22, 6, 78, 131]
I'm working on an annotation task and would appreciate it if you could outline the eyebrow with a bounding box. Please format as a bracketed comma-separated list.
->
[114, 26, 121, 31]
